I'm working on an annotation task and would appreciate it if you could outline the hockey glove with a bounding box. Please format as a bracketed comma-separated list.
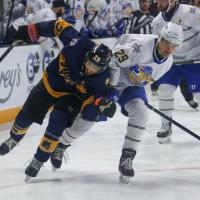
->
[94, 97, 116, 118]
[105, 87, 120, 103]
[80, 27, 90, 37]
[65, 16, 76, 25]
[109, 20, 126, 37]
[82, 97, 117, 122]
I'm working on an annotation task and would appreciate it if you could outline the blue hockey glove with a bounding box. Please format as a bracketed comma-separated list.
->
[105, 87, 120, 103]
[81, 104, 108, 122]
[65, 16, 76, 25]
[82, 96, 117, 122]
[80, 27, 90, 37]
[110, 20, 126, 37]
[81, 27, 109, 38]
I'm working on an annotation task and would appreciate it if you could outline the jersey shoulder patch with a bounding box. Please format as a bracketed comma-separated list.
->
[54, 19, 71, 37]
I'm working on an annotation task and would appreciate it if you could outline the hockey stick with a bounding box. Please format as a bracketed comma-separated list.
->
[85, 10, 99, 28]
[0, 40, 22, 63]
[3, 0, 15, 44]
[147, 103, 200, 141]
[173, 59, 200, 65]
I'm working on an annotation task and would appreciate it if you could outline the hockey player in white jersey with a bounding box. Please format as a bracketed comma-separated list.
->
[152, 0, 200, 144]
[50, 22, 183, 183]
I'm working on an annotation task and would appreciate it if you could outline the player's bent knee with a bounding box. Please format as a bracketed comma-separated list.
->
[159, 84, 176, 99]
[125, 98, 149, 126]
[46, 109, 69, 138]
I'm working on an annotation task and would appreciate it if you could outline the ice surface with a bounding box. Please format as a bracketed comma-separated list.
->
[0, 87, 199, 200]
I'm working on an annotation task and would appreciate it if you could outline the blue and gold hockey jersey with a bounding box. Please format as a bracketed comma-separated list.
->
[33, 19, 110, 98]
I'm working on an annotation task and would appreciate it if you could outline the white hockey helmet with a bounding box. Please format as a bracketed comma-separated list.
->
[159, 22, 184, 46]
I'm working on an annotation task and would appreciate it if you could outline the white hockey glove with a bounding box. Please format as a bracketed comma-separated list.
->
[125, 65, 153, 86]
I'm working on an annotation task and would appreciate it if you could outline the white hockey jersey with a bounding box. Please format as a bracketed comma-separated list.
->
[109, 34, 173, 88]
[152, 4, 200, 62]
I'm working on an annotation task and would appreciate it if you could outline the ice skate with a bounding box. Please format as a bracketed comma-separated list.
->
[157, 122, 172, 144]
[187, 100, 199, 110]
[25, 158, 43, 182]
[118, 149, 136, 184]
[50, 143, 70, 172]
[0, 137, 18, 155]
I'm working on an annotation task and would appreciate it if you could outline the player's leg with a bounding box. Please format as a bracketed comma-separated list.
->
[179, 78, 198, 109]
[50, 92, 118, 170]
[25, 94, 83, 179]
[185, 64, 200, 109]
[157, 83, 176, 143]
[156, 65, 181, 144]
[117, 86, 148, 183]
[0, 80, 57, 155]
[50, 114, 95, 170]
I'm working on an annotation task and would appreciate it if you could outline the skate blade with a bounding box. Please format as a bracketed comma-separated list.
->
[25, 175, 31, 182]
[159, 136, 172, 144]
[119, 174, 130, 184]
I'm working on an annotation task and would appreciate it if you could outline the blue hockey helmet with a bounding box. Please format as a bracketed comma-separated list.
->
[85, 44, 112, 70]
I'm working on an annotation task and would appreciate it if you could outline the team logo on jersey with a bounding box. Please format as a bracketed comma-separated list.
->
[132, 42, 142, 53]
[54, 20, 71, 37]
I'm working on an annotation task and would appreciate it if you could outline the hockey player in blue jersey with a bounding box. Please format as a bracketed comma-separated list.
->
[0, 19, 118, 179]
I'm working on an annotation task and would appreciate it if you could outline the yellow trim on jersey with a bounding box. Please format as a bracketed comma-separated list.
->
[39, 136, 59, 153]
[76, 82, 88, 94]
[81, 95, 95, 112]
[42, 70, 70, 98]
[54, 19, 71, 38]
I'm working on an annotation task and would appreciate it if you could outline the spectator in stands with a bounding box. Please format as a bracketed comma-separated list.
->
[80, 0, 128, 38]
[4, 0, 66, 50]
[64, 0, 86, 32]
[2, 0, 52, 44]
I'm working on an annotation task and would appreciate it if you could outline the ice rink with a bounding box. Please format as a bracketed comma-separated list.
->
[0, 87, 200, 200]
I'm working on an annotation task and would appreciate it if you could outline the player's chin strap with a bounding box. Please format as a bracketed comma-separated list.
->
[147, 104, 200, 141]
